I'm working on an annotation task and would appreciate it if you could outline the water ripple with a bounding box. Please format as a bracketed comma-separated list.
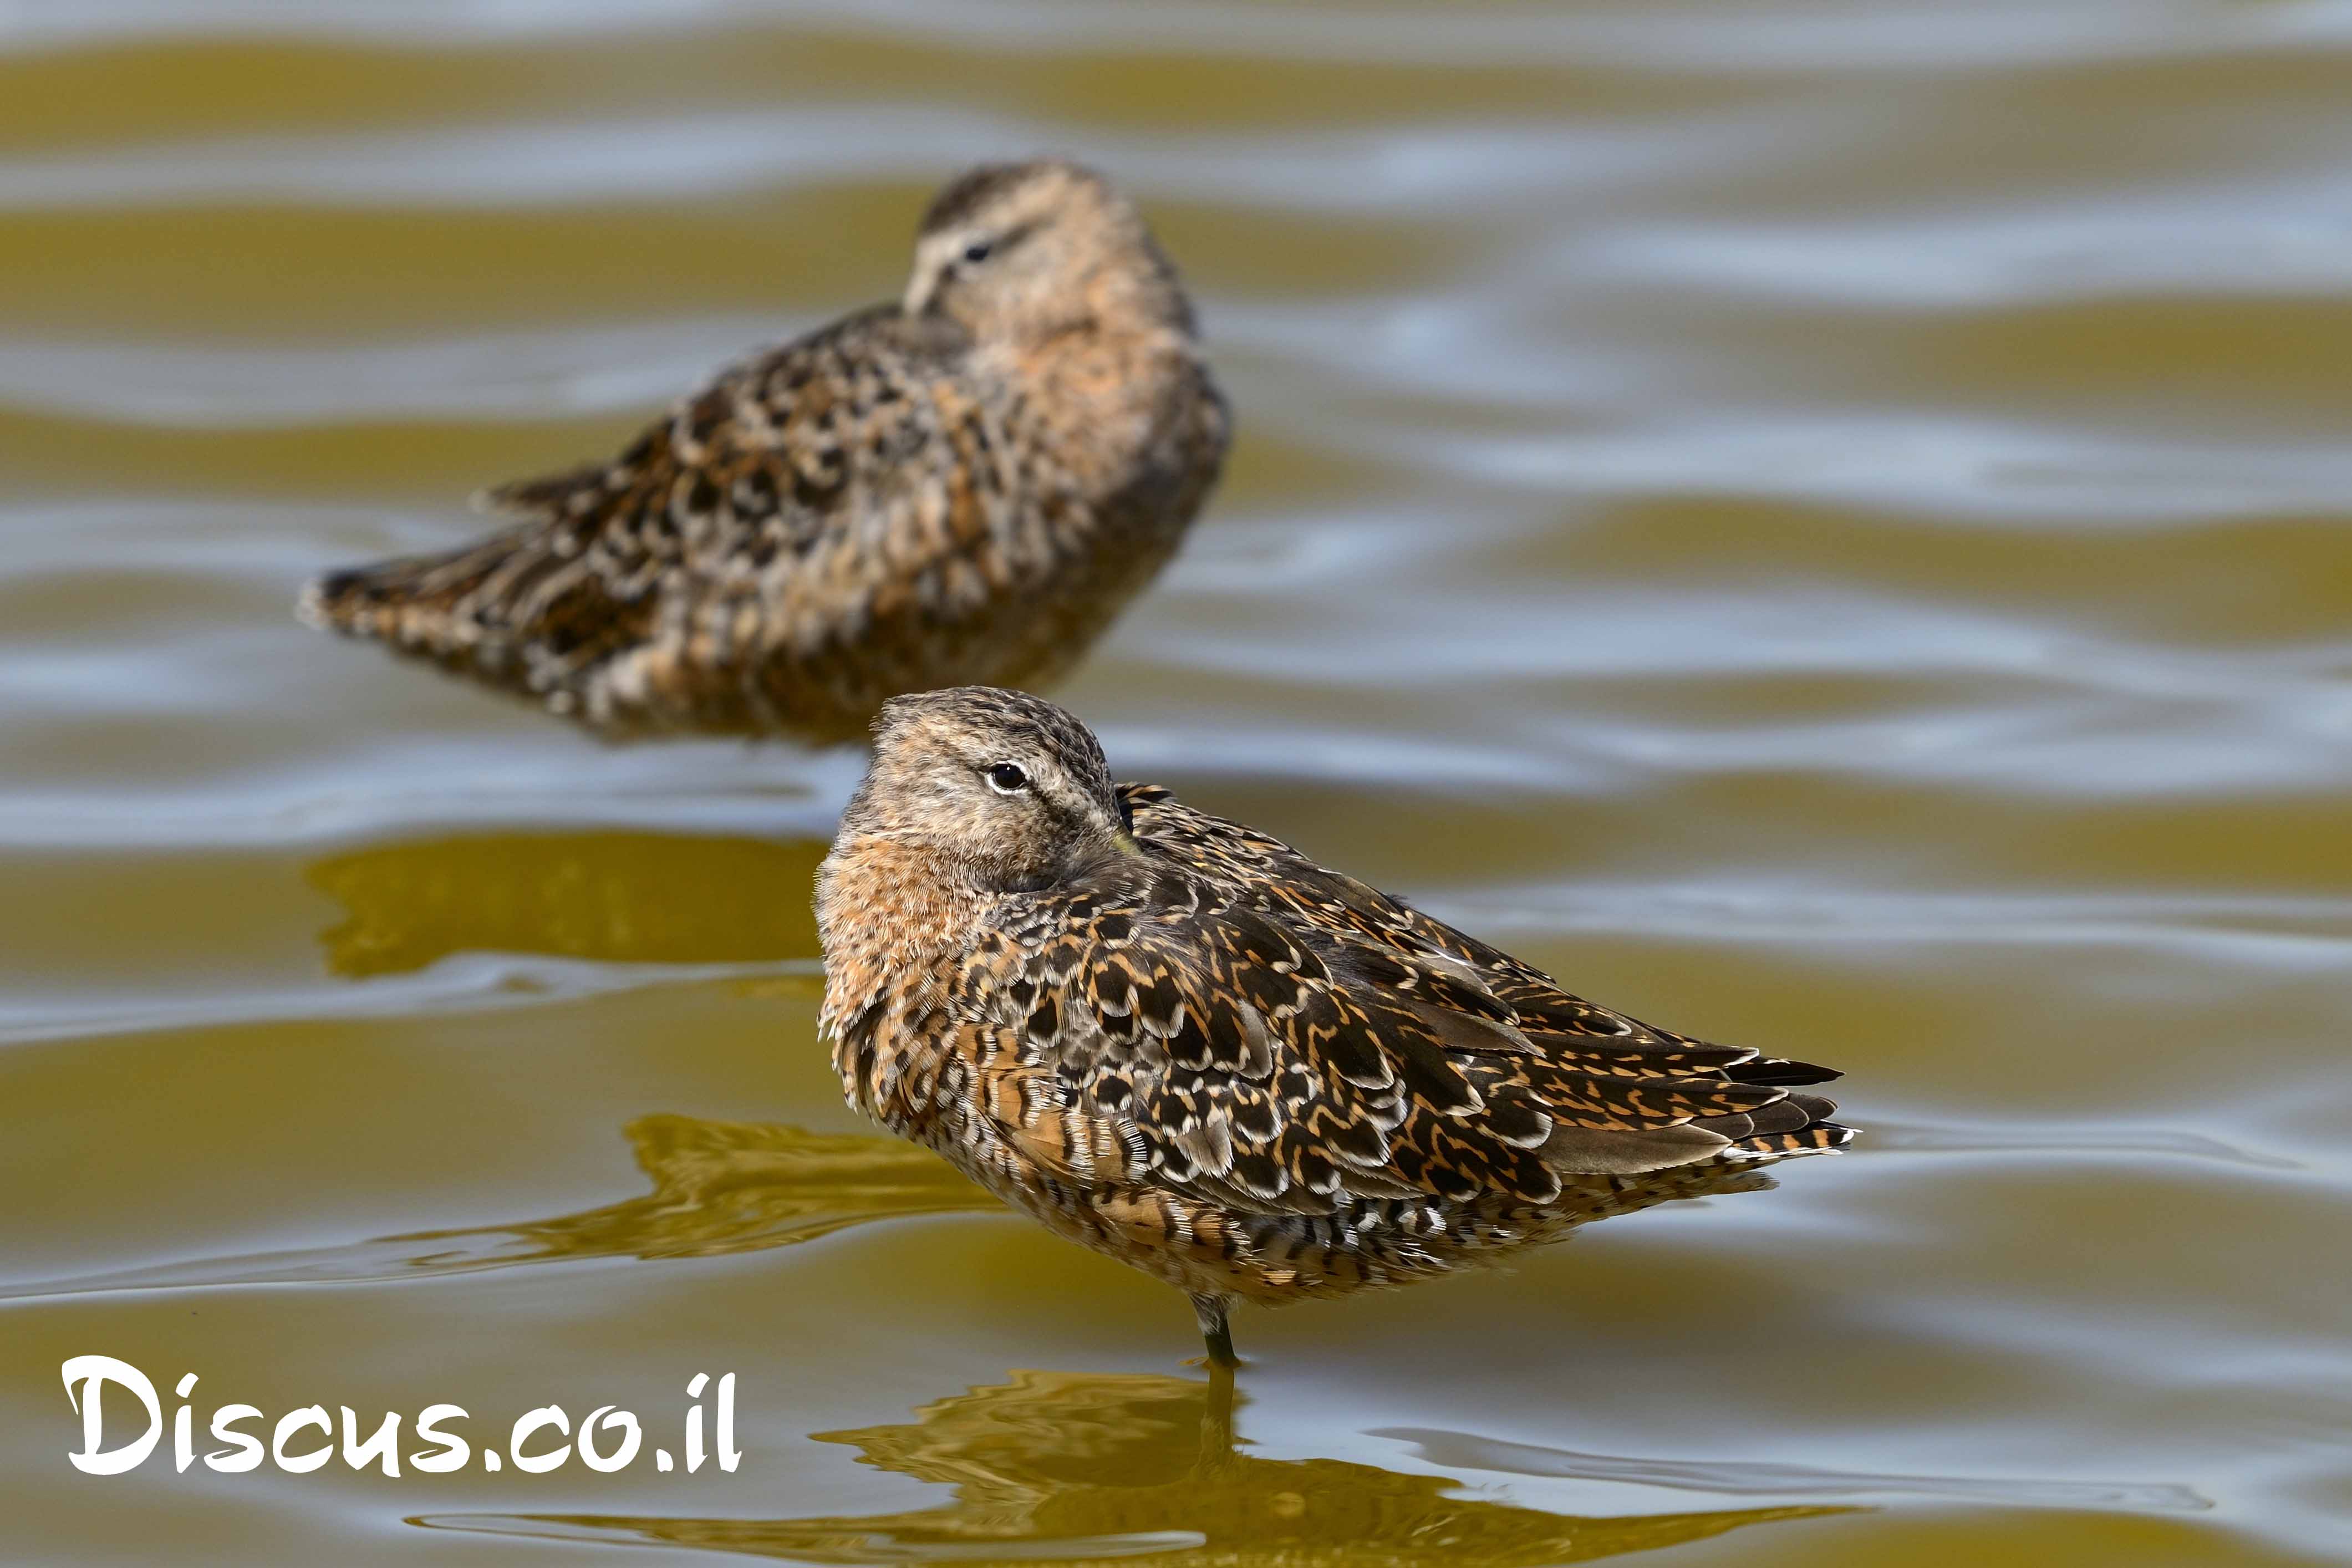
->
[1377, 1428, 2212, 1512]
[11, 1, 2351, 72]
[2, 8, 2346, 1564]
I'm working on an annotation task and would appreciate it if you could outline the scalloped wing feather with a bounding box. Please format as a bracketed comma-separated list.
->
[1123, 784, 1848, 1083]
[971, 836, 1847, 1221]
[303, 308, 1045, 736]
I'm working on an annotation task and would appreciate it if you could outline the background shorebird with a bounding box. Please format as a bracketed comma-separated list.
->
[299, 160, 1229, 743]
[817, 687, 1853, 1365]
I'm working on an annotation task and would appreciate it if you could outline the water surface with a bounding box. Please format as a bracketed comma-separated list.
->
[3, 2, 2349, 1563]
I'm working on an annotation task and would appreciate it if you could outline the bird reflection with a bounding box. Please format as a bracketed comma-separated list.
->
[9, 1116, 993, 1299]
[416, 1367, 1846, 1565]
[384, 1114, 995, 1269]
[305, 831, 827, 978]
[381, 1111, 1779, 1280]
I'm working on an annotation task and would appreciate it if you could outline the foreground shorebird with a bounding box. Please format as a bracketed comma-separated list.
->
[817, 688, 1853, 1364]
[299, 161, 1228, 740]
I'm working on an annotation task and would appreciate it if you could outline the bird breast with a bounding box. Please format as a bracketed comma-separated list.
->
[980, 327, 1214, 498]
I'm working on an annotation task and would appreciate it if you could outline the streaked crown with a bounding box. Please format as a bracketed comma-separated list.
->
[902, 159, 1193, 340]
[841, 686, 1131, 890]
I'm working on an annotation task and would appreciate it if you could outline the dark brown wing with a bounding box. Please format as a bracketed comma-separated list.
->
[970, 844, 1846, 1221]
[300, 307, 1025, 736]
[1122, 784, 1854, 1162]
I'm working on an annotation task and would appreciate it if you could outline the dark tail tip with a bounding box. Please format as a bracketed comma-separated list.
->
[1729, 1055, 1843, 1087]
[296, 565, 381, 634]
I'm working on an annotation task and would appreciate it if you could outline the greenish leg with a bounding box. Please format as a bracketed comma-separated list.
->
[1191, 1292, 1240, 1368]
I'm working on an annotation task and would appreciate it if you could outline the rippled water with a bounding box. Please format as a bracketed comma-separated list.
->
[4, 2, 2349, 1563]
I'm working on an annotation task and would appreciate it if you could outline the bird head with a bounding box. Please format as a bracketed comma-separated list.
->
[901, 159, 1193, 344]
[840, 686, 1137, 892]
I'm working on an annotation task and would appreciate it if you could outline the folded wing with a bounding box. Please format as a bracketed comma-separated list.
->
[975, 807, 1850, 1220]
[299, 308, 1005, 734]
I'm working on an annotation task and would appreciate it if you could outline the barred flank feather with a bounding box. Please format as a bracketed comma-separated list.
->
[817, 689, 1858, 1359]
[298, 161, 1226, 742]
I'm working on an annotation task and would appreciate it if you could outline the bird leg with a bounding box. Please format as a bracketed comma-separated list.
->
[1191, 1291, 1240, 1368]
[1198, 1353, 1239, 1469]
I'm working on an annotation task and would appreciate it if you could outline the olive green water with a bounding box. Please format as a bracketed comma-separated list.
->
[3, 3, 2349, 1563]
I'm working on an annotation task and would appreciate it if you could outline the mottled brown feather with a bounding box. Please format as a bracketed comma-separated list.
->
[300, 162, 1228, 741]
[816, 689, 1855, 1346]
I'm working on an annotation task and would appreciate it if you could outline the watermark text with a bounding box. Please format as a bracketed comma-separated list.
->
[60, 1356, 741, 1478]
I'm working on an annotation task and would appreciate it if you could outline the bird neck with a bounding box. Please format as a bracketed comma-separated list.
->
[814, 832, 996, 1041]
[983, 310, 1201, 500]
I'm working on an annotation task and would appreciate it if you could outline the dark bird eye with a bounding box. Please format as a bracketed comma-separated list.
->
[986, 762, 1030, 794]
[961, 238, 995, 266]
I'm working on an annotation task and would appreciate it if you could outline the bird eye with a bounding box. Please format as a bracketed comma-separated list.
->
[985, 762, 1030, 794]
[960, 238, 995, 266]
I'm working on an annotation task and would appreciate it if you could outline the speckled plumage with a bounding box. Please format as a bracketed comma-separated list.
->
[817, 688, 1854, 1363]
[298, 161, 1228, 740]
